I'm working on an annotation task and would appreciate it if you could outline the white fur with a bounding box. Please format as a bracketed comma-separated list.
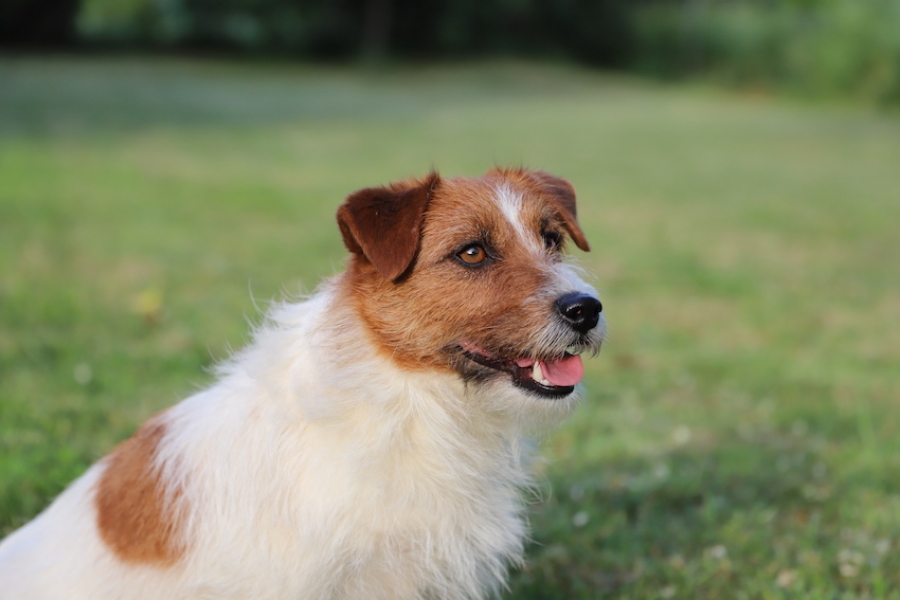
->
[0, 279, 575, 600]
[494, 185, 541, 254]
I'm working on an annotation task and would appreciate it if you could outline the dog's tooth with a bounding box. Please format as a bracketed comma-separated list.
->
[532, 362, 543, 382]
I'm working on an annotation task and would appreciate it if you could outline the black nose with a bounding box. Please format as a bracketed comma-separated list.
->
[555, 292, 602, 334]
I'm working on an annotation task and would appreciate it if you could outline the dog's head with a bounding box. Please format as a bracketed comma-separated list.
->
[337, 168, 605, 404]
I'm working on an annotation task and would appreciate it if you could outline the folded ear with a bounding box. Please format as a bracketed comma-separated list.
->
[336, 172, 440, 281]
[527, 171, 590, 252]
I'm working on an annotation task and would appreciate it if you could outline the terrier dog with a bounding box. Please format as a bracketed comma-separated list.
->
[0, 168, 605, 599]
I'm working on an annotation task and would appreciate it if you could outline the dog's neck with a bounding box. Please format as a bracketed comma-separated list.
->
[219, 277, 533, 449]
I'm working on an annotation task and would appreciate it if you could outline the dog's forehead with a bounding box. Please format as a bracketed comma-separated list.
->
[423, 176, 554, 244]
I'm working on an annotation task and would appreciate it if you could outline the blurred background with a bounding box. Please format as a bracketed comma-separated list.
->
[2, 1, 900, 599]
[3, 0, 900, 104]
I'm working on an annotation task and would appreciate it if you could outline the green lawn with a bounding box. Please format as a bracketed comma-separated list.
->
[1, 56, 899, 599]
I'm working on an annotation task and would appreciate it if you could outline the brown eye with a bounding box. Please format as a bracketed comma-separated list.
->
[457, 244, 487, 265]
[543, 231, 563, 250]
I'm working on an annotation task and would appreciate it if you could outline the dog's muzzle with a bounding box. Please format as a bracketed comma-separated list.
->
[458, 291, 603, 399]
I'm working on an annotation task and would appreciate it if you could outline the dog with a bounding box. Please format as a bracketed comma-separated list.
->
[0, 167, 605, 599]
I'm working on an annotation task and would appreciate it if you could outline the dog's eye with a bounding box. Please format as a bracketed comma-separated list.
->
[457, 244, 488, 265]
[542, 231, 563, 251]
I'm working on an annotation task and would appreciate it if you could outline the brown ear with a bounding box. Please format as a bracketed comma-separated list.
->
[527, 171, 590, 252]
[336, 172, 440, 281]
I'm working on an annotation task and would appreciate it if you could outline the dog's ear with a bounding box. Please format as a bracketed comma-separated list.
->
[528, 171, 590, 252]
[337, 172, 440, 281]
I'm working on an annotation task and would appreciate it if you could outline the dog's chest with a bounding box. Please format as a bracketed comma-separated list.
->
[198, 412, 528, 599]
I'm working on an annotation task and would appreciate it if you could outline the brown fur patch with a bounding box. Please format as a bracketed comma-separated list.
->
[95, 416, 185, 566]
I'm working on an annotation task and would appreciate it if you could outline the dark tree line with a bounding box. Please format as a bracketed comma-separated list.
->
[1, 0, 81, 47]
[0, 0, 637, 68]
[5, 0, 896, 104]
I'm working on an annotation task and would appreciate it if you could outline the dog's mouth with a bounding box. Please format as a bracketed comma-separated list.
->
[458, 342, 586, 398]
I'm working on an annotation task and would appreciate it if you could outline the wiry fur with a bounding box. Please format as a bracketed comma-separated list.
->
[0, 168, 605, 600]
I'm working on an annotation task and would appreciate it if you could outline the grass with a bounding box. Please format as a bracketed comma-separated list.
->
[1, 56, 900, 598]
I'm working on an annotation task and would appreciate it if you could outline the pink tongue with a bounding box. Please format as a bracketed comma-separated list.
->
[540, 354, 584, 387]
